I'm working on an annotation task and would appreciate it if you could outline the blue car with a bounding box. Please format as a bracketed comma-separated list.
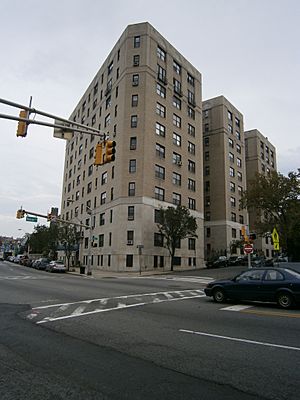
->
[204, 267, 300, 309]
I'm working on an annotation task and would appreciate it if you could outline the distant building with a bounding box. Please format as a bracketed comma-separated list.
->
[202, 96, 248, 258]
[245, 129, 277, 258]
[58, 22, 204, 272]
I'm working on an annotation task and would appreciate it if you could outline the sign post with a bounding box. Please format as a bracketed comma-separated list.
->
[244, 243, 253, 269]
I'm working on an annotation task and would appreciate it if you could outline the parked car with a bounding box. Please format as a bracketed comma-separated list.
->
[206, 256, 228, 269]
[46, 260, 66, 273]
[204, 267, 300, 309]
[34, 258, 50, 270]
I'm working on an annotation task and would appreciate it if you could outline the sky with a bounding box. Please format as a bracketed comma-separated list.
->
[0, 0, 299, 238]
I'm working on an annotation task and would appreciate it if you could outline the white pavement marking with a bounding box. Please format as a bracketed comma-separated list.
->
[139, 276, 214, 284]
[33, 290, 205, 324]
[179, 329, 300, 352]
[220, 305, 253, 312]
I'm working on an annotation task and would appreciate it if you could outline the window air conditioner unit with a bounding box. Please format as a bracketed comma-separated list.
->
[177, 161, 182, 166]
[127, 240, 133, 245]
[132, 81, 139, 86]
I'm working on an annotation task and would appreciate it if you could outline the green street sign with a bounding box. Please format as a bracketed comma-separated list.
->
[26, 216, 38, 223]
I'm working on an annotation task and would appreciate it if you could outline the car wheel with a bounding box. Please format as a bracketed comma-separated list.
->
[213, 288, 226, 303]
[277, 292, 294, 309]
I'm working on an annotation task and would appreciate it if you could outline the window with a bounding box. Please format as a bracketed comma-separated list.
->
[98, 234, 104, 247]
[188, 124, 195, 137]
[173, 152, 182, 165]
[230, 181, 236, 192]
[205, 181, 210, 192]
[237, 171, 242, 181]
[187, 73, 195, 86]
[206, 227, 211, 237]
[238, 186, 243, 196]
[188, 179, 196, 191]
[104, 114, 111, 127]
[129, 159, 136, 173]
[133, 55, 140, 66]
[204, 137, 209, 147]
[87, 182, 92, 193]
[237, 158, 242, 168]
[156, 143, 165, 158]
[173, 172, 181, 186]
[157, 46, 166, 61]
[101, 192, 106, 204]
[154, 209, 162, 223]
[236, 131, 241, 140]
[229, 138, 234, 148]
[239, 215, 244, 224]
[173, 96, 181, 110]
[173, 132, 181, 146]
[126, 255, 133, 268]
[228, 124, 233, 133]
[128, 182, 135, 196]
[155, 164, 165, 179]
[156, 102, 166, 118]
[187, 106, 195, 120]
[132, 74, 139, 86]
[188, 238, 196, 250]
[188, 160, 195, 173]
[188, 198, 196, 210]
[99, 213, 105, 226]
[204, 151, 209, 161]
[101, 171, 108, 185]
[231, 212, 236, 222]
[130, 137, 137, 150]
[127, 230, 134, 245]
[155, 122, 165, 137]
[230, 197, 236, 207]
[106, 96, 111, 109]
[108, 61, 113, 75]
[232, 228, 237, 239]
[134, 35, 140, 48]
[131, 115, 138, 128]
[172, 192, 181, 206]
[156, 82, 166, 98]
[204, 166, 210, 176]
[235, 116, 240, 128]
[173, 113, 181, 128]
[173, 60, 181, 74]
[228, 110, 232, 120]
[131, 94, 138, 107]
[229, 152, 234, 163]
[173, 78, 181, 96]
[188, 141, 195, 155]
[205, 196, 210, 207]
[154, 233, 164, 247]
[128, 206, 135, 221]
[157, 64, 167, 83]
[155, 187, 165, 201]
[236, 144, 241, 153]
[230, 167, 235, 177]
[188, 90, 195, 106]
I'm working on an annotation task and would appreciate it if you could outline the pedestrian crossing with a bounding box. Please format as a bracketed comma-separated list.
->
[0, 275, 42, 280]
[25, 288, 206, 325]
[141, 275, 214, 284]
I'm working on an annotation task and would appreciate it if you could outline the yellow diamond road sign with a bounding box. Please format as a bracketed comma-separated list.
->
[271, 228, 279, 244]
[274, 242, 280, 251]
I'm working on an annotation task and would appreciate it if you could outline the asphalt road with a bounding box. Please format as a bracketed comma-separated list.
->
[0, 261, 299, 400]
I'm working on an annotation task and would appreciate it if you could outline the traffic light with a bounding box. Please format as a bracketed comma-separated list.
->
[16, 209, 25, 219]
[16, 110, 28, 137]
[94, 143, 104, 166]
[47, 213, 52, 222]
[104, 140, 116, 163]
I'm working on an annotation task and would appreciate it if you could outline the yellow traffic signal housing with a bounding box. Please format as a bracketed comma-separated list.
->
[16, 110, 28, 137]
[16, 209, 25, 219]
[105, 140, 116, 163]
[47, 213, 52, 222]
[94, 143, 104, 166]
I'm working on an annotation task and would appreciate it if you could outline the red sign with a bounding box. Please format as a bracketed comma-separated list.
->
[244, 243, 253, 254]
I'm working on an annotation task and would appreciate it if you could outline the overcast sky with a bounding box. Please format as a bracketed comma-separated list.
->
[0, 0, 299, 238]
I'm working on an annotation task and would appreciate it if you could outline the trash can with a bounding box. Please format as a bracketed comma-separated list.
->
[80, 266, 86, 274]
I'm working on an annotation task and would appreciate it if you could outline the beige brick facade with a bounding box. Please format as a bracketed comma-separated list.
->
[59, 22, 204, 272]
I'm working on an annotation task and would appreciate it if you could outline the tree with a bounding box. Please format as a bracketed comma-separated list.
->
[157, 205, 198, 271]
[240, 170, 300, 260]
[28, 224, 59, 257]
[58, 224, 79, 270]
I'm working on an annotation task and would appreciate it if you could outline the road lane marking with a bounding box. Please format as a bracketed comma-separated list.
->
[221, 305, 253, 311]
[179, 329, 300, 352]
[242, 309, 300, 318]
[31, 290, 205, 324]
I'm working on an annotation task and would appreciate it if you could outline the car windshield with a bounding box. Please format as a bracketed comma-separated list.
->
[283, 269, 300, 279]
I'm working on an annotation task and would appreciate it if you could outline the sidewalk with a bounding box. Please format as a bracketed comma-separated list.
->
[66, 266, 206, 279]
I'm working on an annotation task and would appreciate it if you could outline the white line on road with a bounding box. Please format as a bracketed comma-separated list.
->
[36, 293, 205, 324]
[179, 329, 300, 352]
[220, 305, 253, 311]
